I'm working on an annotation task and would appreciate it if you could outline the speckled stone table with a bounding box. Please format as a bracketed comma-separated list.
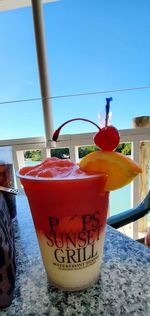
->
[1, 193, 150, 316]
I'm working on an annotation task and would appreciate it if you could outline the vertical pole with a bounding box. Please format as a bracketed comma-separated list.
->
[31, 0, 55, 147]
[69, 145, 79, 163]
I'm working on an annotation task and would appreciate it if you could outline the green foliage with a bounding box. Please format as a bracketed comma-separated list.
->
[78, 146, 99, 158]
[24, 142, 131, 162]
[78, 143, 131, 158]
[116, 143, 131, 155]
[24, 150, 42, 161]
[51, 148, 70, 159]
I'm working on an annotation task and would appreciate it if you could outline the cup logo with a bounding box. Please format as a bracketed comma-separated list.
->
[45, 211, 105, 269]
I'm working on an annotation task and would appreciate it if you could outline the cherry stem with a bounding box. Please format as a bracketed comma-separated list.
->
[105, 97, 113, 127]
[52, 118, 101, 142]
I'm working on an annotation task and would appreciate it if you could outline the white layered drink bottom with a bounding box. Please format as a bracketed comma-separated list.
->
[37, 229, 106, 290]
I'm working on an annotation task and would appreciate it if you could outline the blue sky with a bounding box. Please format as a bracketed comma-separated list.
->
[0, 0, 150, 139]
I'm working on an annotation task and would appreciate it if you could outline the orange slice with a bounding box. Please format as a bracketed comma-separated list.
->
[79, 151, 142, 191]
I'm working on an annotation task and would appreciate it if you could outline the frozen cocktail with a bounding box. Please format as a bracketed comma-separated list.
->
[18, 98, 142, 290]
[19, 159, 109, 290]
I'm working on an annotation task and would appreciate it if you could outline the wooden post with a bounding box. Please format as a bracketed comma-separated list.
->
[132, 116, 150, 233]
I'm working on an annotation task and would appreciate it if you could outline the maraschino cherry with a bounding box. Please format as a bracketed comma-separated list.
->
[93, 98, 120, 151]
[52, 97, 120, 151]
[94, 125, 120, 151]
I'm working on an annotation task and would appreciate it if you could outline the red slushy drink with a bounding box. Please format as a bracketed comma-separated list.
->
[19, 158, 109, 290]
[18, 98, 142, 290]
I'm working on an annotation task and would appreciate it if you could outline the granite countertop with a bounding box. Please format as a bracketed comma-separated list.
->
[1, 193, 150, 316]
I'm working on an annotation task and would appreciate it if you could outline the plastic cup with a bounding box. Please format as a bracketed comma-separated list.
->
[18, 172, 109, 291]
